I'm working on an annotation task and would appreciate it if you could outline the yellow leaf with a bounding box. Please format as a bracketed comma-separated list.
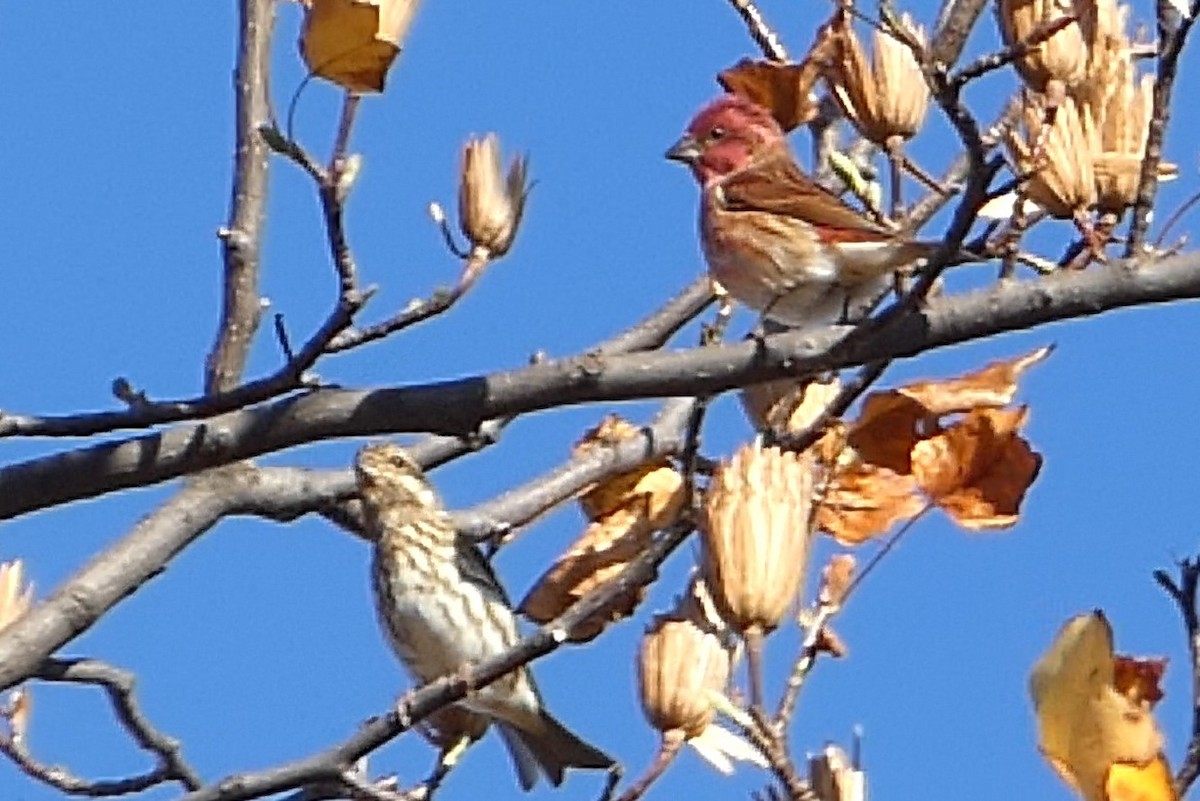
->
[1030, 612, 1165, 801]
[1106, 755, 1177, 801]
[299, 0, 422, 93]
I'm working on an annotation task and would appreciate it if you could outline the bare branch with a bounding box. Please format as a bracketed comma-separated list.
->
[930, 0, 991, 68]
[725, 0, 789, 62]
[207, 0, 276, 394]
[1154, 558, 1200, 796]
[51, 659, 200, 789]
[6, 252, 1200, 521]
[0, 657, 202, 795]
[0, 466, 356, 691]
[1126, 10, 1197, 254]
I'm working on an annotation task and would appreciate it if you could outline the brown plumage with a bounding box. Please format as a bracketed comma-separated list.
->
[667, 94, 938, 326]
[356, 443, 614, 790]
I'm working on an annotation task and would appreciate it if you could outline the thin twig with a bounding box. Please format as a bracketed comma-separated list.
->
[612, 734, 683, 801]
[207, 0, 276, 394]
[1154, 188, 1200, 249]
[950, 16, 1077, 87]
[1153, 558, 1200, 796]
[0, 658, 202, 796]
[774, 605, 836, 726]
[1125, 2, 1197, 255]
[725, 0, 789, 61]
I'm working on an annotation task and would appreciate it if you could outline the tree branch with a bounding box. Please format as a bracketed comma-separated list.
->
[1125, 6, 1196, 254]
[0, 466, 357, 692]
[5, 252, 1200, 521]
[207, 0, 275, 394]
[1154, 558, 1200, 796]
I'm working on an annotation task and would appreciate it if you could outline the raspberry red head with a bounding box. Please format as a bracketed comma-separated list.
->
[666, 94, 786, 184]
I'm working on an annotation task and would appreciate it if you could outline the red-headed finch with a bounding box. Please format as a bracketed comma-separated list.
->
[667, 94, 938, 327]
[357, 443, 614, 790]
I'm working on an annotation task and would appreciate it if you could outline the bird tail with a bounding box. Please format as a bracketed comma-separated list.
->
[497, 712, 614, 790]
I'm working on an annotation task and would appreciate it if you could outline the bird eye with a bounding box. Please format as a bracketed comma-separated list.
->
[708, 127, 726, 141]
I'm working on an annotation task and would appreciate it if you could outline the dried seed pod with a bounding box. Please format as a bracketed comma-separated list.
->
[827, 14, 930, 145]
[997, 0, 1088, 94]
[1006, 94, 1099, 219]
[702, 442, 816, 635]
[638, 609, 732, 740]
[459, 134, 529, 260]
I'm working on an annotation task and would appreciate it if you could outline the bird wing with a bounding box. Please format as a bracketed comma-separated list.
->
[716, 152, 897, 243]
[455, 535, 516, 607]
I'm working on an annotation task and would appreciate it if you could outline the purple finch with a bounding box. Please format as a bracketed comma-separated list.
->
[667, 94, 937, 326]
[357, 443, 614, 790]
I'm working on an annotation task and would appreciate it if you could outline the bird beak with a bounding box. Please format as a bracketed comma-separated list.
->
[665, 134, 701, 164]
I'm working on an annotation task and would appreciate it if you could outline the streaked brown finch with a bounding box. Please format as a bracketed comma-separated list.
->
[356, 443, 614, 791]
[667, 94, 939, 327]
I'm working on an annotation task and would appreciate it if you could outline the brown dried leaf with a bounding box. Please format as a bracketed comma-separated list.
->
[818, 554, 856, 608]
[299, 0, 422, 93]
[1113, 656, 1167, 708]
[911, 407, 1042, 530]
[717, 15, 839, 132]
[741, 376, 842, 434]
[1031, 612, 1166, 801]
[520, 432, 686, 642]
[816, 461, 925, 544]
[847, 392, 930, 475]
[894, 346, 1054, 417]
[574, 415, 680, 522]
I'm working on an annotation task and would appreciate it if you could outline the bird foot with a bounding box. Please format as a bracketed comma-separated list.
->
[394, 688, 419, 726]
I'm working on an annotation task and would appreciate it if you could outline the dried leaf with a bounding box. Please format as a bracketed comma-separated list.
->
[520, 417, 686, 641]
[716, 15, 839, 132]
[1113, 656, 1168, 708]
[847, 392, 930, 475]
[816, 461, 924, 544]
[1030, 612, 1165, 801]
[893, 346, 1053, 417]
[299, 0, 422, 93]
[911, 407, 1042, 530]
[819, 554, 856, 607]
[848, 347, 1051, 479]
[574, 416, 680, 522]
[741, 376, 842, 434]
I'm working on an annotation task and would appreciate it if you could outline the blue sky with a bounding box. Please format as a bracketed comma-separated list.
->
[2, 2, 1199, 800]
